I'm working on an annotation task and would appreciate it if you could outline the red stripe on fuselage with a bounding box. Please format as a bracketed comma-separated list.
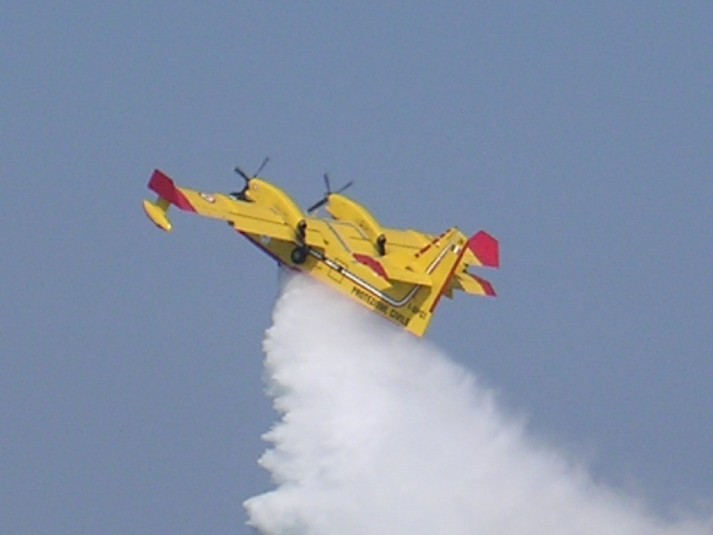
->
[353, 254, 389, 280]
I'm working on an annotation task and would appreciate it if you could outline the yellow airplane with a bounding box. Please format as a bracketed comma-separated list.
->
[143, 167, 499, 336]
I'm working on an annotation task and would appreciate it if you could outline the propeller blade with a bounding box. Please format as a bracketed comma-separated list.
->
[307, 197, 328, 213]
[308, 173, 354, 213]
[234, 166, 251, 183]
[253, 157, 270, 177]
[335, 180, 354, 194]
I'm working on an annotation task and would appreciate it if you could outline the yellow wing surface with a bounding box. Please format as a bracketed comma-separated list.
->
[325, 192, 499, 297]
[143, 169, 499, 336]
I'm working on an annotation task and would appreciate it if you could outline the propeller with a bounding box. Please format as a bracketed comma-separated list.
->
[231, 157, 270, 200]
[234, 157, 269, 183]
[233, 165, 251, 185]
[307, 173, 354, 213]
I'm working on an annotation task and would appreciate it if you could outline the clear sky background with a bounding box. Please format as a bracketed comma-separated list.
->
[2, 2, 711, 533]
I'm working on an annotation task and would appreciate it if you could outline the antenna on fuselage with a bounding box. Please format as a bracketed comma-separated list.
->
[307, 173, 354, 213]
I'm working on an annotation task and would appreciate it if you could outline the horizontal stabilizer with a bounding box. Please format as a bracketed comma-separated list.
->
[143, 199, 172, 232]
[455, 272, 496, 297]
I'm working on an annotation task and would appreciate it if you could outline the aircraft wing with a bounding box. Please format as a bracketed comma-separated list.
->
[296, 219, 434, 287]
[144, 169, 295, 241]
[381, 228, 433, 250]
[380, 263, 433, 286]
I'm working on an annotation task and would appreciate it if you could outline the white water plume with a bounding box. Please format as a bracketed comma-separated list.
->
[244, 274, 709, 535]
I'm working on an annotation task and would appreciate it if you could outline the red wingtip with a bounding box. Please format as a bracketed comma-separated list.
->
[470, 274, 497, 297]
[148, 169, 196, 212]
[468, 231, 499, 268]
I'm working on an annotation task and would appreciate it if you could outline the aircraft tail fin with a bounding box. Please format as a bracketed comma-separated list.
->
[143, 169, 199, 232]
[405, 228, 497, 336]
[466, 231, 500, 268]
[401, 228, 468, 335]
[147, 170, 197, 212]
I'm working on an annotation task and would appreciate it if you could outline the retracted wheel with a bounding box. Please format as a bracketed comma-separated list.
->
[291, 246, 309, 265]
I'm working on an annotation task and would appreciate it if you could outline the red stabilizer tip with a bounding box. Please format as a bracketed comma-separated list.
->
[470, 274, 497, 297]
[468, 231, 499, 268]
[148, 170, 196, 212]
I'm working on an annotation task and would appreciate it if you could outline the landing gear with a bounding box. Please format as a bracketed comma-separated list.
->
[290, 246, 309, 265]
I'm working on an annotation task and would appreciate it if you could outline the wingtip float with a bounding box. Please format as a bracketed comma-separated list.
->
[142, 168, 499, 336]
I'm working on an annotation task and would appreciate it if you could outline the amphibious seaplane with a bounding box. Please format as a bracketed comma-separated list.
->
[142, 165, 499, 336]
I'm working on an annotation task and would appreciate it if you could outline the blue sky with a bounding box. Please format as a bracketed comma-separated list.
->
[2, 2, 711, 533]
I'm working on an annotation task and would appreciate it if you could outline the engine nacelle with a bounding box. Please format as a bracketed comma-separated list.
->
[327, 194, 387, 255]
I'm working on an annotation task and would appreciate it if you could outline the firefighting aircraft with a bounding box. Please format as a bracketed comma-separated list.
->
[142, 166, 499, 336]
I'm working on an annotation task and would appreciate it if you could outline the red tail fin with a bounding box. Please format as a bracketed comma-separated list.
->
[468, 231, 499, 268]
[148, 170, 196, 212]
